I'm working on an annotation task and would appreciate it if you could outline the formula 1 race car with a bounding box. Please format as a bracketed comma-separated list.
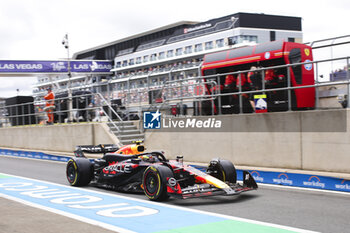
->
[66, 142, 258, 201]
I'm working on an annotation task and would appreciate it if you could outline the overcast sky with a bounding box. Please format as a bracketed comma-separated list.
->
[0, 0, 349, 98]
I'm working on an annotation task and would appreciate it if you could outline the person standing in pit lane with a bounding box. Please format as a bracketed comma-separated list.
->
[44, 87, 55, 125]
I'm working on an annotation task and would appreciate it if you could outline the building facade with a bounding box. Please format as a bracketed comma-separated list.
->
[33, 12, 303, 108]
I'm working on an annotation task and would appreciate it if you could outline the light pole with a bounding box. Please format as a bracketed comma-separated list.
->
[62, 34, 73, 122]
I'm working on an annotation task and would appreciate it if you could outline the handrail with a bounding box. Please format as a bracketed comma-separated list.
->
[1, 55, 350, 128]
[95, 93, 123, 122]
[110, 55, 350, 115]
[94, 92, 123, 134]
[0, 92, 124, 132]
[305, 35, 350, 48]
[200, 56, 350, 80]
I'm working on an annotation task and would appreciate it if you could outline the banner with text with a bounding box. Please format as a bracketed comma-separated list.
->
[0, 60, 112, 73]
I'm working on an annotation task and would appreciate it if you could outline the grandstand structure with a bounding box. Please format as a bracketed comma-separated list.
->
[32, 12, 303, 113]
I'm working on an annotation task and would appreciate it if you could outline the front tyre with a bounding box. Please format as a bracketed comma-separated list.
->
[207, 159, 237, 183]
[66, 158, 93, 186]
[142, 165, 173, 201]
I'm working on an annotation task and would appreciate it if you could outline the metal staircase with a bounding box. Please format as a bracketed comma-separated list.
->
[95, 93, 144, 146]
[106, 121, 144, 145]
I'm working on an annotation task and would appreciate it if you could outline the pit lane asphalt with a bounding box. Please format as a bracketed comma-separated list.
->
[1, 156, 350, 233]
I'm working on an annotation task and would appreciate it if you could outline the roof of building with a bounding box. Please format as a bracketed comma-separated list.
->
[72, 21, 198, 59]
[73, 12, 301, 60]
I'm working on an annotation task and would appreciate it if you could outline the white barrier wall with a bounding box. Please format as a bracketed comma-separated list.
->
[0, 123, 119, 152]
[0, 110, 349, 173]
[145, 109, 350, 173]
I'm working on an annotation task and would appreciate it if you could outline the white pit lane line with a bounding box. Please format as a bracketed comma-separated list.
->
[258, 183, 350, 196]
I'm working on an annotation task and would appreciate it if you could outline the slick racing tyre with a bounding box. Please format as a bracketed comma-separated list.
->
[66, 158, 93, 186]
[207, 159, 237, 183]
[142, 165, 174, 201]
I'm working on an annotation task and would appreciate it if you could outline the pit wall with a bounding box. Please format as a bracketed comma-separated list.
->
[1, 110, 349, 174]
[145, 109, 350, 173]
[0, 123, 119, 152]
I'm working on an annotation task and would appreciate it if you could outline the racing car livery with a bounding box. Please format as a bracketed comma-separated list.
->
[66, 142, 258, 201]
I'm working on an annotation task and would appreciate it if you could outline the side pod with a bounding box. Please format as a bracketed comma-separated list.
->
[243, 171, 258, 189]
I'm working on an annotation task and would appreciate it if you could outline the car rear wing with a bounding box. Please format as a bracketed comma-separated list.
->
[74, 144, 120, 157]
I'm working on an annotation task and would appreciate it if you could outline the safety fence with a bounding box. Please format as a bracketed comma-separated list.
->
[0, 92, 123, 133]
[97, 55, 350, 117]
[1, 55, 350, 128]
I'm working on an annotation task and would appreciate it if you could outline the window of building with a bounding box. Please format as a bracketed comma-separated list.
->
[176, 48, 183, 56]
[160, 77, 166, 84]
[195, 43, 203, 52]
[185, 46, 192, 54]
[288, 37, 295, 42]
[136, 57, 141, 64]
[216, 39, 224, 48]
[159, 52, 165, 59]
[167, 50, 174, 58]
[150, 53, 157, 61]
[138, 80, 145, 87]
[116, 83, 124, 90]
[129, 58, 134, 66]
[241, 35, 258, 43]
[228, 35, 258, 44]
[143, 55, 149, 63]
[151, 78, 159, 86]
[270, 31, 276, 41]
[122, 60, 128, 67]
[130, 81, 136, 89]
[250, 36, 258, 43]
[116, 61, 121, 68]
[205, 41, 213, 50]
[228, 37, 237, 45]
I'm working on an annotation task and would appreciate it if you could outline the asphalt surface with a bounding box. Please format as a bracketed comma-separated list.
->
[0, 198, 117, 233]
[1, 156, 350, 233]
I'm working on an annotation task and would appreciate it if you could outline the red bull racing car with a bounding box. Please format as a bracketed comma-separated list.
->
[66, 142, 258, 201]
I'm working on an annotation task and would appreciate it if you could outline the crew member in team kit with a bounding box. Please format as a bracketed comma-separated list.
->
[44, 87, 55, 125]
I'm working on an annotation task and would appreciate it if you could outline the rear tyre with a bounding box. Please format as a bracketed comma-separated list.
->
[142, 165, 173, 201]
[66, 158, 93, 186]
[207, 159, 237, 183]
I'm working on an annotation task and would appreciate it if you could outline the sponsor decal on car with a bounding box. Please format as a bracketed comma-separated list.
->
[103, 163, 133, 174]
